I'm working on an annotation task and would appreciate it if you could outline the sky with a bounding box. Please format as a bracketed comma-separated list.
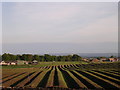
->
[2, 2, 118, 54]
[0, 2, 1, 55]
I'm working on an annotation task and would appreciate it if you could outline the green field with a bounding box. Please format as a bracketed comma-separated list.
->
[1, 62, 120, 89]
[2, 61, 88, 69]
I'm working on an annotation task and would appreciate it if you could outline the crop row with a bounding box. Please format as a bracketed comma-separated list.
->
[2, 64, 120, 89]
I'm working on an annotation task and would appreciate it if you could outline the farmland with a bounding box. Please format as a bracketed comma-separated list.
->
[1, 62, 120, 90]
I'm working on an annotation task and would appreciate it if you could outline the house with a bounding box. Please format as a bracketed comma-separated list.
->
[5, 61, 17, 65]
[100, 58, 107, 62]
[32, 60, 38, 64]
[0, 61, 7, 65]
[11, 62, 17, 65]
[0, 61, 17, 65]
[17, 60, 25, 65]
[5, 62, 11, 65]
[17, 60, 28, 65]
[82, 58, 89, 62]
[108, 58, 118, 62]
[91, 58, 99, 62]
[24, 61, 29, 64]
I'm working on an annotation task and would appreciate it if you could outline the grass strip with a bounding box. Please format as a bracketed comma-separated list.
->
[28, 67, 52, 88]
[56, 67, 67, 88]
[46, 66, 55, 87]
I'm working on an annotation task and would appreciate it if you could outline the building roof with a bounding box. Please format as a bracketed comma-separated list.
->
[32, 60, 38, 63]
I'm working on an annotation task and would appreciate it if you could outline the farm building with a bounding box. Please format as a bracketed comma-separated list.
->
[108, 58, 118, 62]
[17, 60, 25, 65]
[32, 60, 38, 64]
[4, 62, 11, 65]
[91, 58, 100, 62]
[0, 61, 7, 65]
[10, 62, 17, 65]
[17, 60, 29, 65]
[100, 58, 107, 62]
[0, 61, 17, 65]
[82, 58, 89, 62]
[24, 61, 29, 64]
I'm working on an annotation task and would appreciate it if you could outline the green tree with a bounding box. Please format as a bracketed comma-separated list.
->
[9, 54, 16, 61]
[66, 55, 72, 61]
[72, 54, 81, 61]
[22, 54, 27, 60]
[110, 55, 115, 58]
[2, 53, 10, 61]
[22, 54, 33, 61]
[16, 54, 22, 60]
[44, 54, 50, 61]
[33, 55, 40, 61]
[39, 55, 44, 62]
[26, 54, 33, 61]
[0, 55, 2, 61]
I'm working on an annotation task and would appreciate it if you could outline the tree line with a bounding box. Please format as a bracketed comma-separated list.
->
[1, 53, 82, 62]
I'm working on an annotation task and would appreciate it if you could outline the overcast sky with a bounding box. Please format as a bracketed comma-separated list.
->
[2, 2, 118, 54]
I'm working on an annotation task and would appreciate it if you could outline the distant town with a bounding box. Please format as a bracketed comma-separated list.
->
[0, 53, 119, 66]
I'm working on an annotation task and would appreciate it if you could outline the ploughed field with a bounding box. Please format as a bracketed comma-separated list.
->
[1, 62, 120, 90]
